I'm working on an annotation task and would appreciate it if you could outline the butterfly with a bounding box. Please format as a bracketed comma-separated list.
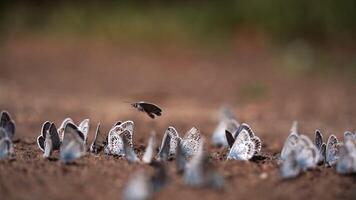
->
[183, 139, 224, 188]
[325, 134, 342, 166]
[211, 106, 239, 147]
[344, 131, 356, 141]
[336, 135, 356, 174]
[0, 136, 13, 160]
[0, 111, 15, 141]
[157, 126, 180, 161]
[314, 129, 326, 164]
[157, 126, 201, 160]
[123, 162, 167, 200]
[57, 118, 90, 143]
[294, 135, 319, 170]
[104, 121, 134, 156]
[142, 132, 156, 164]
[37, 122, 61, 154]
[280, 149, 300, 178]
[280, 133, 319, 178]
[226, 123, 261, 160]
[59, 123, 86, 163]
[90, 121, 122, 154]
[280, 121, 299, 161]
[131, 101, 162, 119]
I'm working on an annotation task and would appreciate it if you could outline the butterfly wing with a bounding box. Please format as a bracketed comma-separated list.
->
[37, 135, 45, 152]
[49, 123, 61, 150]
[212, 106, 239, 147]
[90, 123, 106, 153]
[314, 129, 323, 150]
[280, 149, 301, 178]
[281, 133, 299, 160]
[326, 135, 340, 166]
[122, 130, 139, 163]
[181, 127, 201, 157]
[37, 121, 51, 152]
[166, 126, 179, 156]
[176, 138, 186, 174]
[105, 121, 134, 156]
[0, 111, 15, 140]
[58, 118, 74, 141]
[157, 130, 171, 161]
[78, 119, 90, 143]
[228, 129, 255, 160]
[142, 132, 156, 164]
[140, 102, 162, 117]
[0, 137, 13, 160]
[184, 139, 205, 186]
[43, 131, 53, 158]
[290, 121, 298, 135]
[60, 123, 85, 163]
[344, 131, 354, 141]
[225, 130, 235, 148]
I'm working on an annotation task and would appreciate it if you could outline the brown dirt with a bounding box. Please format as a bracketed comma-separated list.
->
[0, 37, 355, 200]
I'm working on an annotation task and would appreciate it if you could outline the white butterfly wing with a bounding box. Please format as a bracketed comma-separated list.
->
[281, 133, 299, 160]
[78, 119, 90, 143]
[181, 127, 201, 157]
[105, 121, 134, 156]
[227, 129, 255, 160]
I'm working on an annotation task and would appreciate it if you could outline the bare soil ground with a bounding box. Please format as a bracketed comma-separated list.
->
[0, 37, 355, 200]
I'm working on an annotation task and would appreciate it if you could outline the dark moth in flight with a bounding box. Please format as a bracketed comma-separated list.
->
[131, 101, 162, 119]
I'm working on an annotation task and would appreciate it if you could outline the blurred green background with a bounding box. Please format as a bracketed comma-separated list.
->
[1, 1, 355, 43]
[0, 0, 355, 78]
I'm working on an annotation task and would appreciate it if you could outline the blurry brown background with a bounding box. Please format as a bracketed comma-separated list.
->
[0, 1, 355, 200]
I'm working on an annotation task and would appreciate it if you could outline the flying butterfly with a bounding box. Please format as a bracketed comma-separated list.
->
[130, 101, 162, 119]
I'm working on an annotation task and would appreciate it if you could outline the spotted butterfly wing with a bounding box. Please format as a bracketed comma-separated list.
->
[227, 128, 255, 160]
[181, 127, 201, 157]
[326, 135, 340, 166]
[105, 121, 134, 156]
